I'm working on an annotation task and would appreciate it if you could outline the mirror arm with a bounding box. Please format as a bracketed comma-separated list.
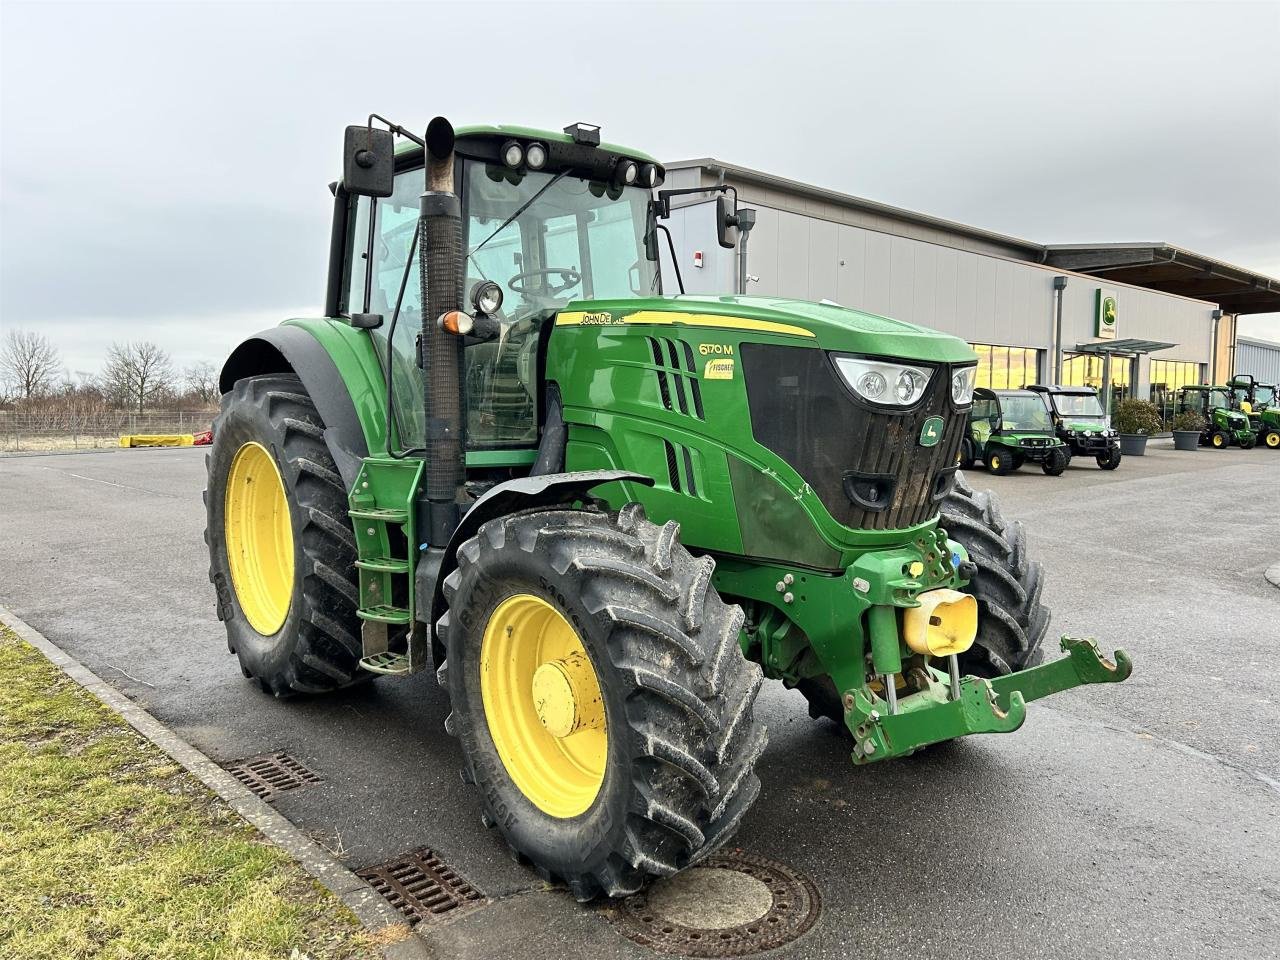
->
[368, 113, 424, 147]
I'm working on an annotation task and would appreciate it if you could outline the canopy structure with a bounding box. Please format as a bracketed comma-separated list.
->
[1044, 244, 1280, 315]
[1072, 338, 1178, 355]
[1071, 339, 1179, 414]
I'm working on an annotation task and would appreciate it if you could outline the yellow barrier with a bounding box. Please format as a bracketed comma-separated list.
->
[118, 434, 196, 448]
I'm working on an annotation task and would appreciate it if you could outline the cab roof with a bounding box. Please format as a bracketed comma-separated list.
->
[1026, 384, 1098, 396]
[391, 124, 658, 163]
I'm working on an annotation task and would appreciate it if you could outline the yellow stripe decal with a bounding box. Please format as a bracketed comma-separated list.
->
[556, 310, 815, 339]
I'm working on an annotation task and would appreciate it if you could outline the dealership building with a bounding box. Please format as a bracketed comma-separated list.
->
[657, 159, 1280, 413]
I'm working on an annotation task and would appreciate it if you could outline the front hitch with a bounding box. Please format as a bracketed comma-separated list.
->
[845, 636, 1131, 764]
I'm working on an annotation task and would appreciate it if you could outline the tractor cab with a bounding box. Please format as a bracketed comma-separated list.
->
[1177, 385, 1255, 449]
[1026, 384, 1121, 470]
[962, 387, 1067, 475]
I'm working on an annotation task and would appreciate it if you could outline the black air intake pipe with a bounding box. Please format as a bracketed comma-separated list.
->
[418, 116, 465, 545]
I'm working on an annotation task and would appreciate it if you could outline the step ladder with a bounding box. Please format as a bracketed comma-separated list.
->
[349, 456, 427, 676]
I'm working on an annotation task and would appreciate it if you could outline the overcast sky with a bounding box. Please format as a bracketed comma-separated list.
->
[2, 0, 1277, 378]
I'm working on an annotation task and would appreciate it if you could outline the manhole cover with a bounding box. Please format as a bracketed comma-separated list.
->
[357, 848, 485, 926]
[223, 751, 321, 801]
[609, 851, 820, 957]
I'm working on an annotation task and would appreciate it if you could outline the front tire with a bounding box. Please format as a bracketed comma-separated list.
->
[1263, 429, 1280, 449]
[1042, 448, 1067, 476]
[986, 447, 1014, 475]
[1241, 434, 1257, 450]
[1210, 430, 1228, 449]
[205, 374, 365, 695]
[1096, 446, 1122, 470]
[438, 504, 766, 900]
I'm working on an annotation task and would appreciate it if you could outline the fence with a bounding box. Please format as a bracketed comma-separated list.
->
[0, 408, 216, 452]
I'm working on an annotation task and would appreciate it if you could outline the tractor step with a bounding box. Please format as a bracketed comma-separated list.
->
[355, 556, 411, 574]
[357, 604, 413, 625]
[358, 651, 414, 675]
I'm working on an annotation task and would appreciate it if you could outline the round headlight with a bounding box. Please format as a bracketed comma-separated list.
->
[525, 142, 547, 170]
[858, 371, 887, 400]
[640, 163, 660, 188]
[896, 369, 927, 404]
[500, 140, 524, 169]
[471, 280, 504, 316]
[951, 366, 976, 405]
[615, 159, 639, 187]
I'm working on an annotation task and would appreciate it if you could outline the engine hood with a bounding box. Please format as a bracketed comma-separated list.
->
[557, 294, 978, 366]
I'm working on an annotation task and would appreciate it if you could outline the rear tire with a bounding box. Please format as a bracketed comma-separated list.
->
[797, 471, 1050, 727]
[438, 504, 766, 900]
[205, 374, 366, 695]
[1263, 429, 1280, 449]
[1210, 430, 1228, 449]
[959, 439, 975, 470]
[1096, 446, 1122, 470]
[1240, 434, 1257, 450]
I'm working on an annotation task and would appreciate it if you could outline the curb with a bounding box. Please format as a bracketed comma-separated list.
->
[1267, 563, 1280, 589]
[0, 605, 431, 960]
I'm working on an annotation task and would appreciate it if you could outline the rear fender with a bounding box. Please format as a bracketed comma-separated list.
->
[219, 320, 388, 488]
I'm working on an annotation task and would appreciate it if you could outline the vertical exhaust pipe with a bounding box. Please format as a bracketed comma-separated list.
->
[418, 116, 465, 545]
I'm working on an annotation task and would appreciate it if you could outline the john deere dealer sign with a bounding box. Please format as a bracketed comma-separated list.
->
[1095, 288, 1118, 340]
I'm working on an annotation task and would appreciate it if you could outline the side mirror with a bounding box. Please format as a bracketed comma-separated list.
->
[343, 125, 395, 198]
[643, 204, 659, 261]
[716, 195, 739, 249]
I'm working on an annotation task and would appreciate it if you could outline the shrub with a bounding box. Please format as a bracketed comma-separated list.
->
[1113, 398, 1163, 435]
[1172, 409, 1206, 433]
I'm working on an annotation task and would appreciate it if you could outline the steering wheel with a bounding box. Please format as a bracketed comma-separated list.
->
[508, 267, 581, 298]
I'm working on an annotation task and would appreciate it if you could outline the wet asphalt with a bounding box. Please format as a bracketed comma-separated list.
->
[1, 442, 1277, 959]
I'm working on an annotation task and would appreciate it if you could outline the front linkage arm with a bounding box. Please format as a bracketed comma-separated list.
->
[847, 637, 1132, 764]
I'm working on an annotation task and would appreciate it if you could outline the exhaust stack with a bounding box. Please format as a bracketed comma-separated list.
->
[418, 116, 465, 545]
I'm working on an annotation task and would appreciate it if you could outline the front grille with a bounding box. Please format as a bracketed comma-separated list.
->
[740, 344, 966, 531]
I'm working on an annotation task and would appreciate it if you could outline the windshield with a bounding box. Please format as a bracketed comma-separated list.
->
[1209, 388, 1231, 409]
[1051, 392, 1104, 418]
[464, 163, 657, 319]
[1258, 385, 1276, 406]
[999, 395, 1053, 431]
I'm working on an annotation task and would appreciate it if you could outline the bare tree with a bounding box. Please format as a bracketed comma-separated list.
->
[184, 361, 219, 405]
[101, 341, 176, 414]
[0, 329, 61, 400]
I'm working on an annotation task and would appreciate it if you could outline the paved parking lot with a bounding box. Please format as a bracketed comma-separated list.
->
[2, 443, 1278, 959]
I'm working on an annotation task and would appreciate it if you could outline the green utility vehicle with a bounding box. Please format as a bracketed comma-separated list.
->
[1229, 375, 1280, 449]
[1026, 384, 1122, 469]
[1178, 385, 1256, 449]
[960, 388, 1069, 475]
[204, 116, 1130, 899]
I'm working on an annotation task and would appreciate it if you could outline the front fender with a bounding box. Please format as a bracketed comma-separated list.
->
[425, 470, 654, 664]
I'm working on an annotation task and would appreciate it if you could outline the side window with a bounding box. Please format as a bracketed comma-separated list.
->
[588, 201, 647, 298]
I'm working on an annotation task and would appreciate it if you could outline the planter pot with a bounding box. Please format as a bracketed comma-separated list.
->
[1172, 430, 1200, 452]
[1119, 434, 1149, 456]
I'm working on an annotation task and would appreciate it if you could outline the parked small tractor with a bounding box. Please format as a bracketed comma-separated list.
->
[204, 116, 1130, 899]
[960, 388, 1069, 475]
[1178, 385, 1256, 449]
[1027, 384, 1122, 469]
[1229, 375, 1280, 449]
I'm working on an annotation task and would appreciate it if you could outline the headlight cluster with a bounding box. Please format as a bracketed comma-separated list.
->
[834, 357, 932, 407]
[951, 366, 977, 405]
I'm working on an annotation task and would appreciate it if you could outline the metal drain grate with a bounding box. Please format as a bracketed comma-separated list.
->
[357, 848, 485, 926]
[223, 752, 322, 801]
[609, 851, 821, 957]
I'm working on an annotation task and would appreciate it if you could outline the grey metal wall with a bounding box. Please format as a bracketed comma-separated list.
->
[661, 198, 1217, 396]
[1237, 337, 1280, 383]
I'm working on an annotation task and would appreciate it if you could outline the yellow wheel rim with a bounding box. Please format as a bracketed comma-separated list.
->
[481, 594, 607, 818]
[1213, 434, 1224, 447]
[1268, 433, 1280, 448]
[224, 441, 294, 635]
[991, 455, 1001, 470]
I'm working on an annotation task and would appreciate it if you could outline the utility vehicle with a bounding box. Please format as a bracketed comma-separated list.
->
[1229, 376, 1280, 449]
[1178, 385, 1255, 449]
[1027, 384, 1121, 469]
[204, 116, 1129, 899]
[961, 388, 1069, 475]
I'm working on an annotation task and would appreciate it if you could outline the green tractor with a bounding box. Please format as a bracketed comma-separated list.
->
[960, 388, 1070, 475]
[1026, 384, 1122, 470]
[204, 116, 1130, 900]
[1178, 385, 1256, 449]
[1229, 375, 1280, 450]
